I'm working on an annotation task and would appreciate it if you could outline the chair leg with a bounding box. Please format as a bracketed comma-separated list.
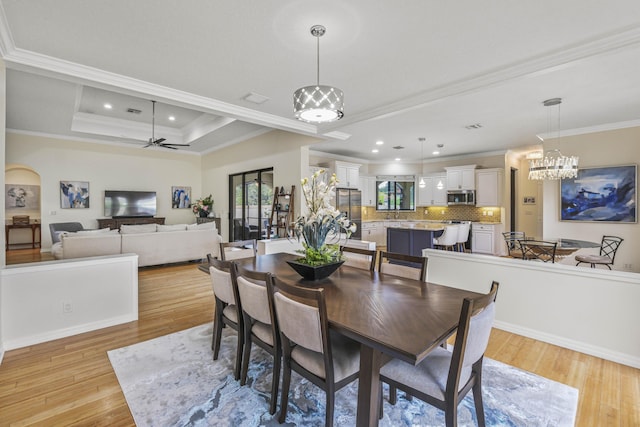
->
[445, 404, 458, 427]
[212, 314, 223, 359]
[378, 382, 384, 419]
[278, 360, 292, 424]
[269, 348, 281, 415]
[325, 389, 335, 427]
[233, 324, 244, 381]
[472, 380, 486, 427]
[240, 324, 252, 385]
[389, 385, 397, 405]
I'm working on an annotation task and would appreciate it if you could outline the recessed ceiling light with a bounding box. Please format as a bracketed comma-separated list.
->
[103, 103, 112, 110]
[376, 140, 384, 145]
[395, 157, 401, 161]
[432, 151, 440, 155]
[465, 123, 483, 130]
[168, 116, 176, 121]
[372, 149, 379, 153]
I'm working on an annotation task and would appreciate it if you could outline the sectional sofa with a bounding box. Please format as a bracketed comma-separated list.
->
[51, 222, 221, 267]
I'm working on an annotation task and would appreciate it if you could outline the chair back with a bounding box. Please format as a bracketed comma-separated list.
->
[208, 258, 237, 305]
[340, 246, 377, 271]
[436, 225, 459, 247]
[49, 222, 84, 243]
[378, 251, 428, 282]
[233, 265, 274, 326]
[600, 235, 624, 261]
[502, 231, 525, 256]
[447, 282, 499, 395]
[456, 222, 471, 244]
[269, 276, 329, 356]
[220, 239, 257, 260]
[519, 239, 557, 263]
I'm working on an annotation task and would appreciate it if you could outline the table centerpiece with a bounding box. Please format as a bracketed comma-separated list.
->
[287, 169, 356, 280]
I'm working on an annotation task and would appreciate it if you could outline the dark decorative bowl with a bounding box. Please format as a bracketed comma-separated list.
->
[286, 260, 344, 281]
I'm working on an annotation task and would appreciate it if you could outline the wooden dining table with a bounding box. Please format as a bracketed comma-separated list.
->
[233, 252, 482, 426]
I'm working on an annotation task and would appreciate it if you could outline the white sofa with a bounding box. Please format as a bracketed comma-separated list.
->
[52, 223, 221, 267]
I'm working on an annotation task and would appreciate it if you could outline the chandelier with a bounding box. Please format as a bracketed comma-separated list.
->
[293, 25, 344, 123]
[528, 98, 579, 180]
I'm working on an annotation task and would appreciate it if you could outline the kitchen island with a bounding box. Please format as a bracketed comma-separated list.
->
[387, 223, 445, 257]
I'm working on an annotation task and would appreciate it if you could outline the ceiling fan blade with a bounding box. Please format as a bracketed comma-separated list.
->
[161, 143, 191, 147]
[154, 138, 166, 144]
[160, 144, 178, 150]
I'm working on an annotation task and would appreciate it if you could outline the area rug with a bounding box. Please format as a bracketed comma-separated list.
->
[108, 324, 578, 426]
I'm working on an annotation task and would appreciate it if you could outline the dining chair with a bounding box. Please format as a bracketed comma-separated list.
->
[519, 239, 557, 263]
[379, 281, 499, 427]
[378, 251, 428, 282]
[232, 264, 281, 415]
[220, 239, 257, 261]
[209, 258, 244, 381]
[433, 225, 460, 251]
[502, 231, 526, 258]
[455, 221, 471, 252]
[339, 245, 377, 271]
[575, 235, 624, 269]
[269, 276, 360, 427]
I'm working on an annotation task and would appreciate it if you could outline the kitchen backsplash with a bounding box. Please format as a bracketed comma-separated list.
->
[361, 205, 502, 223]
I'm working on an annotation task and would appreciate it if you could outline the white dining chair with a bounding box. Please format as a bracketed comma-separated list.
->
[433, 225, 459, 251]
[456, 221, 471, 252]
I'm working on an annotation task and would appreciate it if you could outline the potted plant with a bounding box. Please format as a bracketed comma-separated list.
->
[287, 169, 356, 280]
[193, 194, 214, 218]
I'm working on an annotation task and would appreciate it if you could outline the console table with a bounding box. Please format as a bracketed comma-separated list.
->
[97, 217, 165, 230]
[6, 222, 41, 250]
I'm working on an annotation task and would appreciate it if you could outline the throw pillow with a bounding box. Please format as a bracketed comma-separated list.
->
[187, 222, 217, 231]
[156, 224, 187, 232]
[76, 228, 112, 235]
[119, 224, 158, 234]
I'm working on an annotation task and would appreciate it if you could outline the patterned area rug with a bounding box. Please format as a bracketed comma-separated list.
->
[108, 324, 578, 426]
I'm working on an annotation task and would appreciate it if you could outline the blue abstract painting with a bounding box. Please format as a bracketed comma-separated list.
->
[560, 165, 636, 222]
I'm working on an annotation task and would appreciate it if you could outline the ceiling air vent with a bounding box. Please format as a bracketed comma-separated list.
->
[392, 145, 405, 150]
[465, 123, 483, 129]
[126, 108, 142, 114]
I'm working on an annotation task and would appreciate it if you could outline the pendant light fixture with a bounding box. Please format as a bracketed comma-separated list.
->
[528, 98, 579, 180]
[293, 25, 344, 123]
[418, 137, 426, 188]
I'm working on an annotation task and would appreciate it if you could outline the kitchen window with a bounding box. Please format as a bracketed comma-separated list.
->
[376, 176, 415, 211]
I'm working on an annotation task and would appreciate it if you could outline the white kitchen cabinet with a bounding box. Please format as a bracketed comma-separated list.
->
[471, 222, 505, 255]
[475, 168, 504, 207]
[418, 174, 447, 206]
[334, 161, 361, 188]
[445, 165, 476, 190]
[359, 175, 377, 206]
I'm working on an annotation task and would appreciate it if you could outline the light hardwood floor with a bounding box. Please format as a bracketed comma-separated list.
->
[1, 249, 638, 426]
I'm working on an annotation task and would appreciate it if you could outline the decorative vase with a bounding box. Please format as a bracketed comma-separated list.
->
[286, 260, 344, 281]
[199, 210, 208, 218]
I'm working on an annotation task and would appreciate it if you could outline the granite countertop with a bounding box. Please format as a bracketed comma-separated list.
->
[386, 223, 445, 231]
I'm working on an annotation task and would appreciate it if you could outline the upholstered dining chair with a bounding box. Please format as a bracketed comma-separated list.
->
[379, 281, 499, 427]
[220, 239, 257, 261]
[519, 239, 557, 263]
[502, 231, 526, 258]
[269, 276, 360, 427]
[232, 265, 281, 415]
[575, 235, 624, 269]
[378, 251, 428, 282]
[209, 258, 244, 381]
[433, 225, 460, 251]
[339, 245, 377, 271]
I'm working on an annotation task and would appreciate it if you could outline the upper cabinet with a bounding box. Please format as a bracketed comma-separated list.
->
[359, 175, 377, 206]
[334, 161, 361, 188]
[445, 165, 476, 190]
[475, 168, 504, 207]
[418, 174, 447, 206]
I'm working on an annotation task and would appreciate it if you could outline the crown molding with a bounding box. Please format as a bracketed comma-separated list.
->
[199, 128, 273, 156]
[537, 118, 640, 140]
[71, 112, 184, 143]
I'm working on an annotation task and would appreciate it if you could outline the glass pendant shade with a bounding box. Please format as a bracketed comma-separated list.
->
[293, 85, 344, 123]
[419, 178, 426, 188]
[528, 149, 579, 180]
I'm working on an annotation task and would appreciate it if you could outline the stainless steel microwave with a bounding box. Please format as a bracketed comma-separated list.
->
[447, 190, 475, 205]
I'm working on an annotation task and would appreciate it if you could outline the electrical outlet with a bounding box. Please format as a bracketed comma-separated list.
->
[488, 210, 494, 216]
[483, 211, 487, 216]
[423, 209, 428, 215]
[50, 210, 57, 215]
[623, 263, 633, 271]
[62, 301, 73, 313]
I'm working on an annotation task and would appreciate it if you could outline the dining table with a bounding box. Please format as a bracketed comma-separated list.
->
[232, 252, 483, 427]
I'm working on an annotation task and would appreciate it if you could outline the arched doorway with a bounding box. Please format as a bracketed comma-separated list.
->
[5, 164, 42, 257]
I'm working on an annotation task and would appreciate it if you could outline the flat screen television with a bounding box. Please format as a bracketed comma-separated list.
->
[104, 190, 157, 217]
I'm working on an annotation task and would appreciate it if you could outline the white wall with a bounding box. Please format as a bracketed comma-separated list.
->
[0, 255, 138, 352]
[542, 127, 640, 272]
[6, 132, 203, 249]
[425, 249, 640, 368]
[201, 130, 319, 241]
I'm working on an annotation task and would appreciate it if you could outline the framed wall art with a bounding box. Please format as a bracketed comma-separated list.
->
[5, 184, 40, 210]
[172, 186, 192, 209]
[560, 165, 636, 222]
[60, 181, 90, 209]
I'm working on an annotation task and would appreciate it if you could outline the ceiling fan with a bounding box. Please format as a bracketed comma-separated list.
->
[143, 100, 190, 150]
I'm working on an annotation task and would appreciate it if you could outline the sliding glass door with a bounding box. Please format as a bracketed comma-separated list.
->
[229, 168, 274, 242]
